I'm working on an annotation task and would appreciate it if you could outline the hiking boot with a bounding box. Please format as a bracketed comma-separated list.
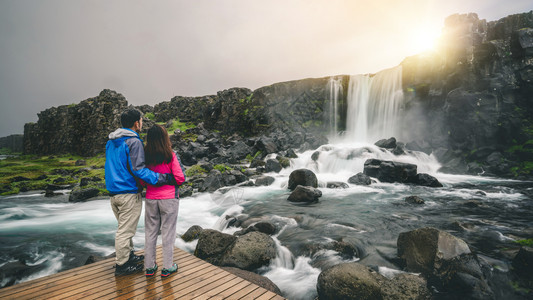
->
[145, 264, 158, 277]
[161, 263, 178, 278]
[129, 250, 144, 264]
[115, 261, 143, 276]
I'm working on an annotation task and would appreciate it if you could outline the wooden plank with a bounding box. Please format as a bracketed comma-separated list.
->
[256, 291, 283, 300]
[119, 257, 223, 299]
[0, 246, 287, 300]
[239, 287, 269, 300]
[72, 251, 199, 300]
[204, 279, 257, 299]
[159, 268, 228, 299]
[197, 278, 253, 299]
[26, 247, 173, 300]
[218, 282, 260, 299]
[105, 257, 213, 299]
[185, 275, 245, 299]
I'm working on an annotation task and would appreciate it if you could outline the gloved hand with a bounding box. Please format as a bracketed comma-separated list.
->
[164, 173, 178, 186]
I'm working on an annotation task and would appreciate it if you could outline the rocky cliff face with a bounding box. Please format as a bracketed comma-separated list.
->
[400, 11, 533, 176]
[0, 135, 23, 153]
[24, 89, 127, 156]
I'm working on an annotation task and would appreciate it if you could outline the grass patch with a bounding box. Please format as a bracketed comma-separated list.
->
[144, 112, 155, 120]
[213, 164, 232, 173]
[515, 238, 533, 247]
[0, 154, 106, 195]
[167, 118, 196, 135]
[246, 151, 262, 163]
[184, 165, 207, 177]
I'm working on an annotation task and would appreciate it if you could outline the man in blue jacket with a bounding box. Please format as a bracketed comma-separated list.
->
[105, 108, 172, 276]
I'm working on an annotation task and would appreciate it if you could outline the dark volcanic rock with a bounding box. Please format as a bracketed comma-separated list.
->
[24, 89, 127, 156]
[221, 267, 282, 295]
[68, 186, 100, 202]
[363, 159, 417, 183]
[194, 229, 237, 265]
[405, 195, 425, 204]
[348, 172, 372, 185]
[181, 225, 204, 242]
[288, 168, 318, 190]
[287, 185, 322, 203]
[375, 137, 397, 149]
[411, 173, 443, 187]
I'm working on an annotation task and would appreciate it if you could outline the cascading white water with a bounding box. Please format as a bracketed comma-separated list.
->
[326, 77, 343, 136]
[345, 66, 404, 143]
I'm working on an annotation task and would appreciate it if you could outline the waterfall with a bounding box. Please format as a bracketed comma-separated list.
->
[345, 66, 404, 143]
[326, 77, 343, 136]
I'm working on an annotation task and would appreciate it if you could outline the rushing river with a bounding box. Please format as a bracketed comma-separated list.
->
[1, 142, 532, 299]
[2, 67, 532, 299]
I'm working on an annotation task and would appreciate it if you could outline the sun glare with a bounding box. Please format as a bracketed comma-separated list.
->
[408, 28, 441, 54]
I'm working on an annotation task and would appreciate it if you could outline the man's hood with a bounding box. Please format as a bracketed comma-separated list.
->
[108, 128, 138, 140]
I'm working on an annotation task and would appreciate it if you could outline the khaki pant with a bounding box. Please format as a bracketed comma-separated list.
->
[111, 193, 142, 266]
[144, 198, 180, 269]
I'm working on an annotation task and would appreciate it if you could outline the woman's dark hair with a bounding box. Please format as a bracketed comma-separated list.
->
[145, 124, 173, 166]
[121, 108, 142, 128]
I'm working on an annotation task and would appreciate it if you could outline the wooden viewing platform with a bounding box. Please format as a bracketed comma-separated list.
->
[0, 246, 286, 299]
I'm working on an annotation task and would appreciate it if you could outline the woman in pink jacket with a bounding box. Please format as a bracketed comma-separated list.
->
[143, 124, 185, 277]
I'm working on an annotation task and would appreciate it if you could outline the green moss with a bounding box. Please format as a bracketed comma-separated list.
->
[214, 164, 232, 173]
[167, 118, 196, 134]
[1, 187, 19, 196]
[515, 238, 533, 247]
[185, 165, 207, 177]
[144, 112, 155, 120]
[246, 151, 262, 162]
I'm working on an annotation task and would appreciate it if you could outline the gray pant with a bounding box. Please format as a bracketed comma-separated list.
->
[110, 193, 142, 266]
[144, 198, 180, 269]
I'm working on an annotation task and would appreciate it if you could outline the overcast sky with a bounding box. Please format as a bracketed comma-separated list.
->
[1, 0, 532, 137]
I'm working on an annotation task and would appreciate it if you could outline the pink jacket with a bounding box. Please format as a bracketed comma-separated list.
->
[144, 152, 185, 199]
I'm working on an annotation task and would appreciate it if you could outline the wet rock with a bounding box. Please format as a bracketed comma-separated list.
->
[178, 185, 193, 197]
[11, 176, 31, 182]
[265, 159, 282, 173]
[348, 172, 372, 185]
[397, 227, 493, 299]
[287, 185, 322, 203]
[375, 137, 397, 149]
[512, 246, 533, 283]
[220, 232, 276, 271]
[221, 267, 282, 295]
[199, 170, 224, 192]
[317, 262, 384, 300]
[411, 173, 443, 187]
[326, 181, 349, 189]
[311, 151, 320, 161]
[288, 168, 318, 190]
[255, 176, 275, 186]
[68, 186, 100, 202]
[181, 225, 204, 242]
[235, 221, 277, 236]
[381, 273, 431, 300]
[363, 159, 417, 183]
[75, 159, 86, 166]
[194, 229, 237, 265]
[255, 137, 278, 154]
[0, 261, 45, 288]
[405, 195, 425, 204]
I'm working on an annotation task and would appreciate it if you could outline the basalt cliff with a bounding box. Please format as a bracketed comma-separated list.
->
[20, 11, 533, 178]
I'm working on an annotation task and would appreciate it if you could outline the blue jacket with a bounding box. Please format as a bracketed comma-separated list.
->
[105, 128, 166, 194]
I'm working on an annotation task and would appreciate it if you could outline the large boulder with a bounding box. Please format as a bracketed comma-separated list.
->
[317, 263, 384, 300]
[194, 229, 237, 265]
[288, 168, 318, 190]
[68, 186, 100, 202]
[411, 173, 443, 187]
[375, 137, 397, 149]
[199, 170, 224, 192]
[220, 232, 276, 271]
[221, 267, 282, 295]
[181, 225, 204, 242]
[397, 227, 493, 299]
[265, 159, 282, 173]
[287, 185, 322, 203]
[363, 159, 417, 183]
[512, 246, 533, 285]
[348, 172, 372, 185]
